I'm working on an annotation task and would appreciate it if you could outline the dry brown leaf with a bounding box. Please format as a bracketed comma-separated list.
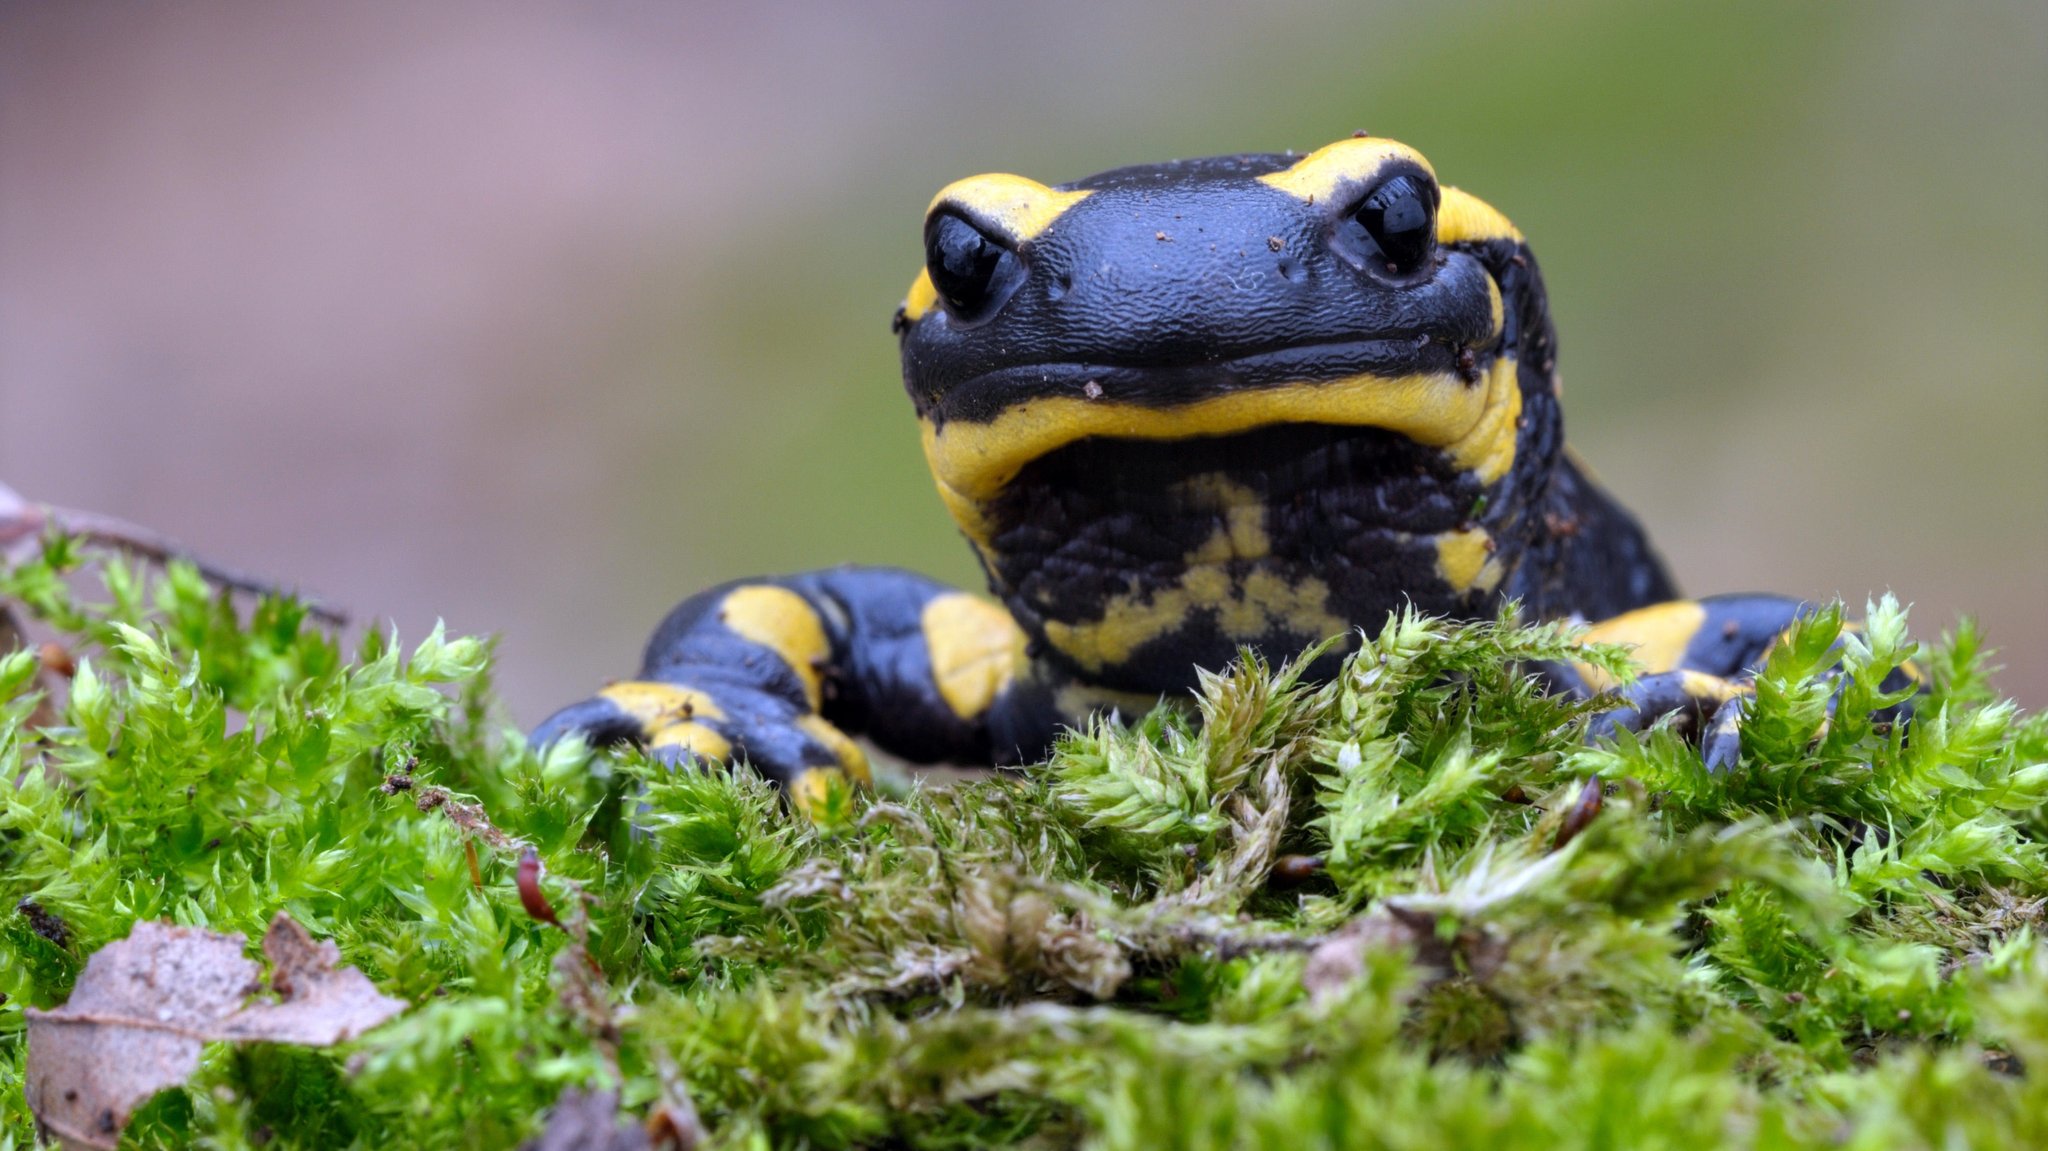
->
[25, 913, 407, 1150]
[1301, 905, 1506, 1002]
[520, 1088, 654, 1151]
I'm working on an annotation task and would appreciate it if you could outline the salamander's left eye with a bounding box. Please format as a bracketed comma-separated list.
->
[926, 211, 1026, 324]
[1344, 173, 1438, 277]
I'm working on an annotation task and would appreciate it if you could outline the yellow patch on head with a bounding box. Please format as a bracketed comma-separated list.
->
[1258, 137, 1435, 205]
[795, 715, 871, 786]
[720, 585, 832, 710]
[921, 593, 1027, 721]
[1436, 186, 1523, 245]
[928, 173, 1092, 244]
[901, 268, 939, 326]
[1433, 527, 1503, 594]
[647, 720, 731, 762]
[1574, 601, 1709, 691]
[599, 681, 728, 730]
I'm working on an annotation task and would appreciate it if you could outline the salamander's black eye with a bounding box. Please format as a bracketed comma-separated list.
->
[925, 212, 1025, 324]
[1345, 173, 1438, 277]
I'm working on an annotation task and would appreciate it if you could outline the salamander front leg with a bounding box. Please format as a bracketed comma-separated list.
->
[530, 566, 1059, 811]
[1559, 594, 1917, 772]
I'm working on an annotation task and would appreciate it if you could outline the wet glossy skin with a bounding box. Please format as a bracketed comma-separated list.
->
[533, 137, 1864, 803]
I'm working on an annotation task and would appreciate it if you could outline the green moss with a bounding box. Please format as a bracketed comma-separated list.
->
[3, 539, 2047, 1148]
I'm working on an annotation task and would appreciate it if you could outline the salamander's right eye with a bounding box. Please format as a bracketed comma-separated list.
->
[1341, 172, 1438, 278]
[925, 212, 1025, 325]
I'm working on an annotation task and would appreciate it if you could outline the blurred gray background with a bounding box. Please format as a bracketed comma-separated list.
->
[3, 0, 2043, 722]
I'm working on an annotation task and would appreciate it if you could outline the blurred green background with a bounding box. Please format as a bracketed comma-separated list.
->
[2, 0, 2043, 721]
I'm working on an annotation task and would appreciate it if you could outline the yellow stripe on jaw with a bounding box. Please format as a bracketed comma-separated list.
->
[920, 593, 1027, 720]
[926, 355, 1524, 555]
[719, 585, 832, 710]
[924, 368, 1496, 506]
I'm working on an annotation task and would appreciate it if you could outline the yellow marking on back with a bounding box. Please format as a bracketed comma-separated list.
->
[599, 681, 728, 728]
[1258, 137, 1434, 205]
[720, 585, 831, 710]
[647, 720, 731, 762]
[1434, 527, 1502, 594]
[1574, 601, 1709, 690]
[921, 593, 1027, 721]
[901, 268, 939, 325]
[928, 173, 1092, 243]
[1437, 186, 1524, 244]
[795, 715, 872, 786]
[923, 370, 1495, 505]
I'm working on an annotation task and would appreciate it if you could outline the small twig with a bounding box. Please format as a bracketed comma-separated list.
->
[1, 480, 349, 626]
[412, 785, 524, 852]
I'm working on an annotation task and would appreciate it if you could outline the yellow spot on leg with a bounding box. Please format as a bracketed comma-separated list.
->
[647, 720, 731, 762]
[720, 585, 831, 709]
[796, 715, 871, 786]
[1574, 601, 1709, 690]
[599, 682, 728, 728]
[921, 593, 1027, 720]
[789, 767, 854, 822]
[1679, 671, 1748, 704]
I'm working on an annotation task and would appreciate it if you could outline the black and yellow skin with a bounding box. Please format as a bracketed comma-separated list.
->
[534, 136, 1898, 792]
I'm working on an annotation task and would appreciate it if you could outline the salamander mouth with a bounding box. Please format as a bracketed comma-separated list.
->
[920, 351, 1519, 515]
[925, 335, 1466, 425]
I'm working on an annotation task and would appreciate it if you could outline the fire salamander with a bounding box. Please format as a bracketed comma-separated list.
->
[534, 135, 1910, 811]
